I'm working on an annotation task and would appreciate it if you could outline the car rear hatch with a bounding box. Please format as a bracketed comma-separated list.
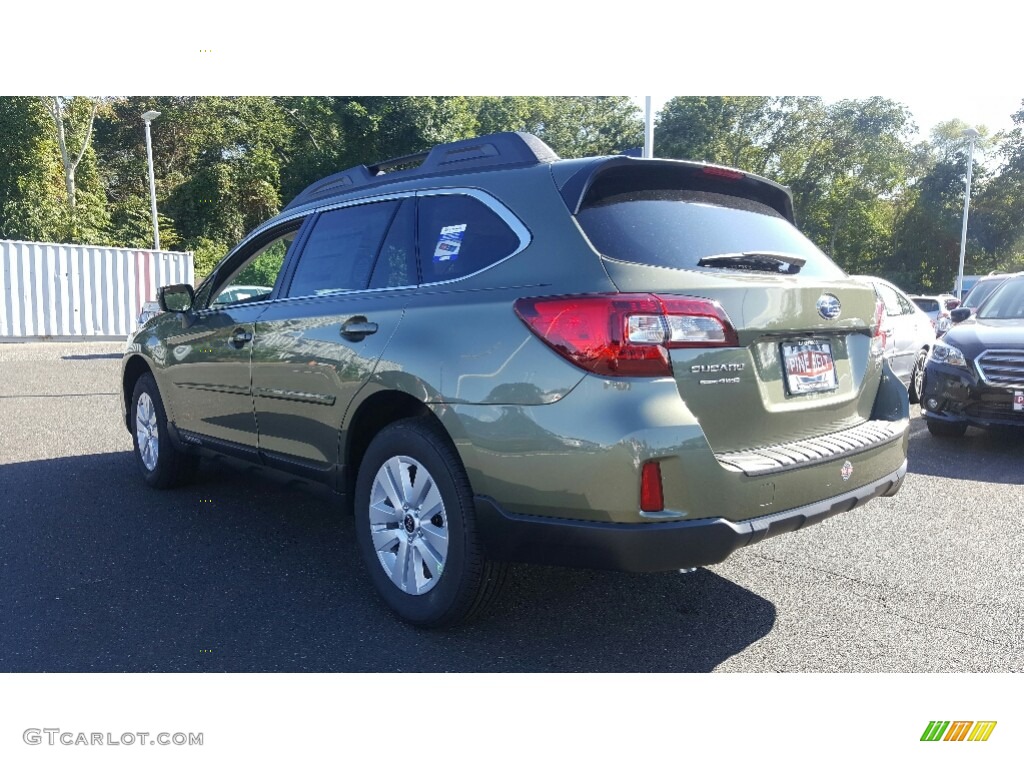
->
[563, 158, 884, 454]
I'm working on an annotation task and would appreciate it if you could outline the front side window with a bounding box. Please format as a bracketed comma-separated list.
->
[964, 279, 1005, 309]
[209, 228, 300, 308]
[287, 201, 399, 297]
[417, 194, 521, 284]
[977, 278, 1024, 319]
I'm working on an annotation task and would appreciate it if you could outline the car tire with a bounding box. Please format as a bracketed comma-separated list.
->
[353, 417, 508, 628]
[909, 349, 927, 404]
[926, 419, 968, 438]
[131, 373, 200, 488]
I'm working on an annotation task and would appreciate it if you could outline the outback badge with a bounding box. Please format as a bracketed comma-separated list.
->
[841, 460, 853, 481]
[817, 294, 842, 320]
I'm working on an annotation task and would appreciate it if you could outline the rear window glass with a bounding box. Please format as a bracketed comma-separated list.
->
[912, 298, 940, 313]
[575, 190, 845, 279]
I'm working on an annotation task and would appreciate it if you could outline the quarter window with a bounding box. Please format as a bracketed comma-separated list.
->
[417, 194, 520, 284]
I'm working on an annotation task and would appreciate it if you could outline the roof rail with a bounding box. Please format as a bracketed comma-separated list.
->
[282, 132, 559, 212]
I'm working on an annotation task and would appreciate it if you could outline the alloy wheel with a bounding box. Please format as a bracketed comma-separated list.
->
[136, 391, 159, 471]
[368, 455, 449, 595]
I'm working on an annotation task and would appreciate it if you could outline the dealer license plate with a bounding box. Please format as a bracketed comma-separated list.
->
[782, 340, 838, 395]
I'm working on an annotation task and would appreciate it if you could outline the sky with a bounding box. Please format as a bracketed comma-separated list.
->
[7, 1, 1021, 147]
[636, 95, 1021, 143]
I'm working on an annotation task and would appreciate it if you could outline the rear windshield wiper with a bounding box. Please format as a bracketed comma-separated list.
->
[697, 252, 806, 274]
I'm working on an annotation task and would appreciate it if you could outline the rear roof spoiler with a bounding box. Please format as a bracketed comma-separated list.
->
[556, 156, 796, 223]
[283, 132, 560, 212]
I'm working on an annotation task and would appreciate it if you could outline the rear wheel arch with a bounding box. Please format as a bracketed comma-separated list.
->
[343, 390, 457, 499]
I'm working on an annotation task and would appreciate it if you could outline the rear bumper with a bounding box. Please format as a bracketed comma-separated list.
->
[476, 460, 907, 572]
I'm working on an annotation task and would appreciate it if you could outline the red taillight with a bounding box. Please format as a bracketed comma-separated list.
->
[701, 166, 745, 180]
[870, 299, 886, 355]
[640, 461, 664, 512]
[514, 293, 739, 377]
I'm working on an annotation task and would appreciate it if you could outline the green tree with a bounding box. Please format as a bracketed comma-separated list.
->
[890, 120, 995, 291]
[784, 98, 916, 269]
[0, 97, 66, 241]
[973, 103, 1024, 271]
[528, 96, 642, 157]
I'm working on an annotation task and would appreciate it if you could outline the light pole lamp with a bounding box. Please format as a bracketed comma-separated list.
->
[142, 110, 161, 251]
[956, 127, 980, 301]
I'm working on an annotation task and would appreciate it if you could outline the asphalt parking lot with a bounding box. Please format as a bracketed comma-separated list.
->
[1, 341, 1022, 672]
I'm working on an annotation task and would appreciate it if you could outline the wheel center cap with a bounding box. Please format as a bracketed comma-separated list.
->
[403, 514, 416, 533]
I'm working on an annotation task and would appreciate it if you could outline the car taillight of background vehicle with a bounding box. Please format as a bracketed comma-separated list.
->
[871, 299, 886, 356]
[514, 293, 739, 377]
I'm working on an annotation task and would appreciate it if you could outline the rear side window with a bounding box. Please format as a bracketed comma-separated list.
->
[873, 282, 912, 316]
[288, 201, 399, 297]
[417, 194, 520, 284]
[369, 198, 417, 289]
[576, 189, 845, 279]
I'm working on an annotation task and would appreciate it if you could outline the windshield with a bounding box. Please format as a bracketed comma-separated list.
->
[575, 189, 845, 279]
[963, 278, 1005, 309]
[913, 298, 940, 313]
[977, 278, 1024, 319]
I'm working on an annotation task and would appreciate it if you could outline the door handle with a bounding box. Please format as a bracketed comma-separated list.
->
[230, 328, 253, 348]
[340, 318, 378, 339]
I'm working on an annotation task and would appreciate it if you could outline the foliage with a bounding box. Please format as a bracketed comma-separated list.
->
[4, 94, 1024, 298]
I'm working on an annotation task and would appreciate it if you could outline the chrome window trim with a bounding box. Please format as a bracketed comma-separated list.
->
[209, 187, 533, 307]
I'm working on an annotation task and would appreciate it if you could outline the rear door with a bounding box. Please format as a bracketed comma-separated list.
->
[574, 176, 882, 454]
[251, 198, 414, 480]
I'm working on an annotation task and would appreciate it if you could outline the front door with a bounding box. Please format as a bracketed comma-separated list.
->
[161, 224, 304, 452]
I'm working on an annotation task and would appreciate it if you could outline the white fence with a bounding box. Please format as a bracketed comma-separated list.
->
[0, 240, 193, 339]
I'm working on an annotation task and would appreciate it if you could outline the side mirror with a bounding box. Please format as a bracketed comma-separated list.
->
[950, 307, 972, 323]
[158, 284, 195, 313]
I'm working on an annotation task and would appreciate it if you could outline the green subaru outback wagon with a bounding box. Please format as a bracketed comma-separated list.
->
[121, 132, 909, 626]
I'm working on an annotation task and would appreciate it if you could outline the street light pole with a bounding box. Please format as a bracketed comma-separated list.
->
[956, 127, 980, 301]
[142, 110, 161, 251]
[643, 96, 654, 158]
